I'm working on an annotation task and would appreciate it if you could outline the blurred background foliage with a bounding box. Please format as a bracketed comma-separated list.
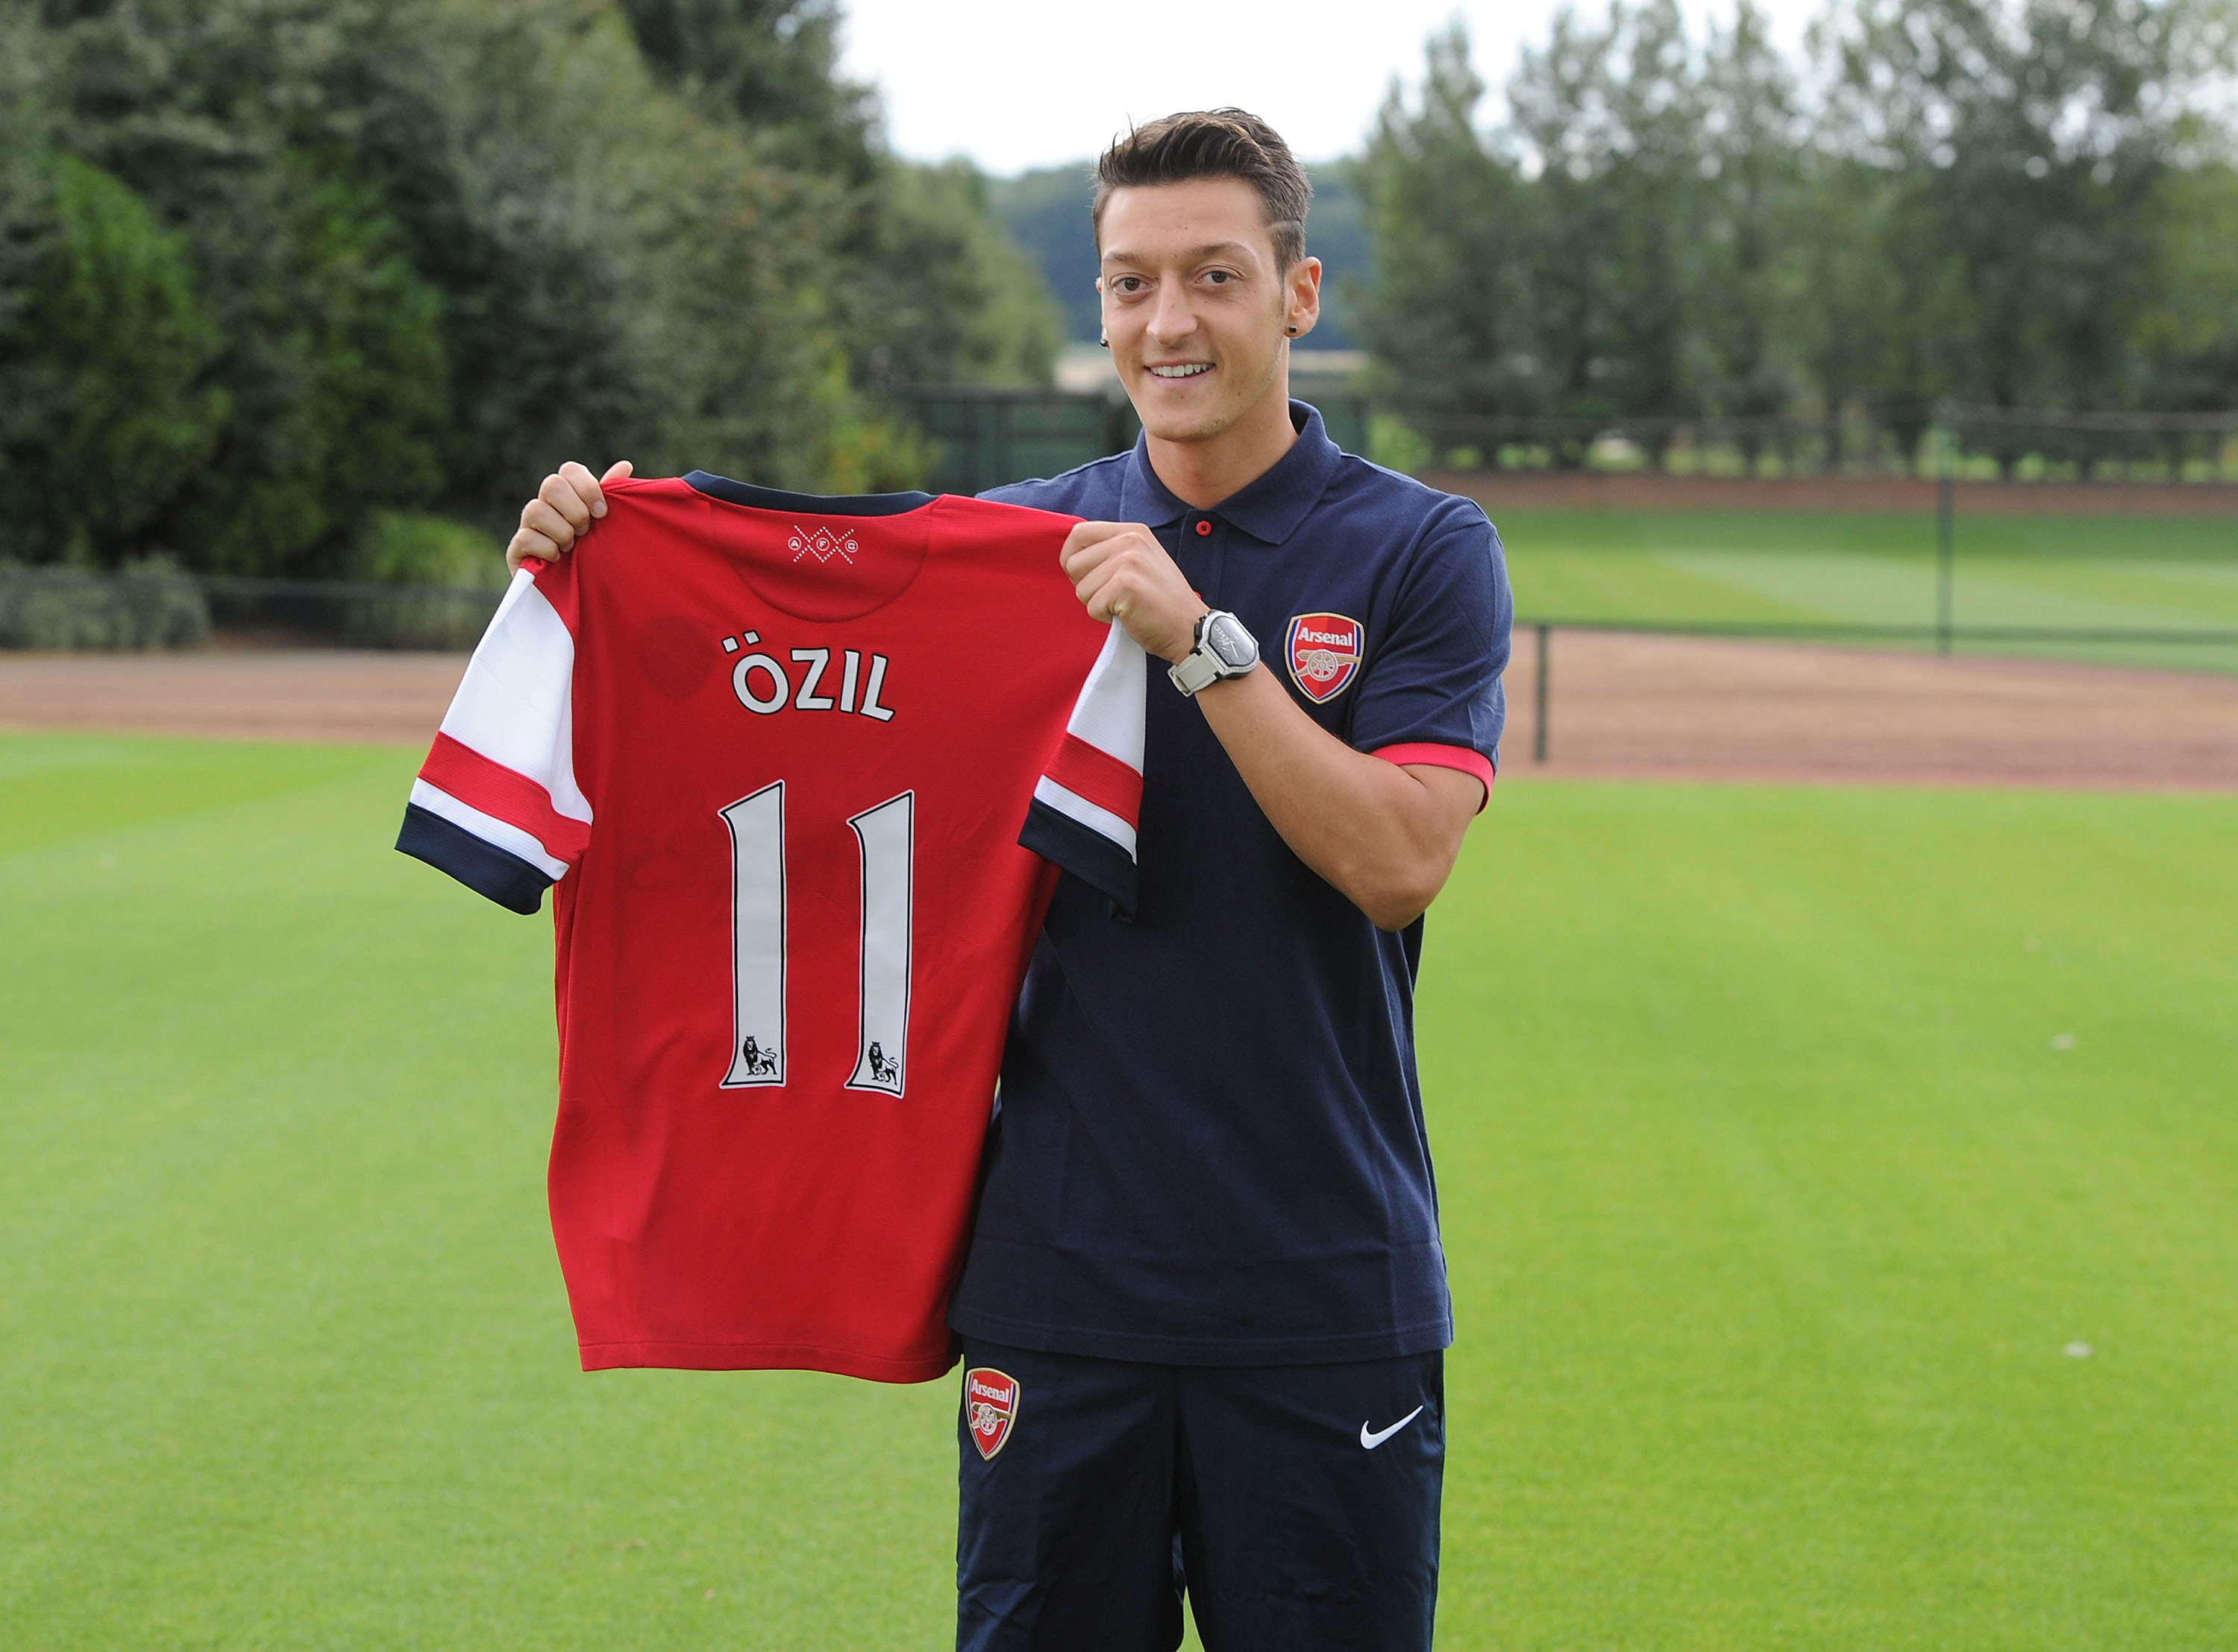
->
[1356, 0, 2238, 465]
[1, 0, 2234, 579]
[0, 0, 1059, 576]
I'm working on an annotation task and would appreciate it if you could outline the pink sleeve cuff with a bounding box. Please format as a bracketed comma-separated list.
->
[1372, 742, 1496, 811]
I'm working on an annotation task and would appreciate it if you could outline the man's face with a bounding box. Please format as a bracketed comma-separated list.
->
[1097, 178, 1318, 447]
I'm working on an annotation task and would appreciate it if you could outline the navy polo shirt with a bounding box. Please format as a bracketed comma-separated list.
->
[950, 402, 1514, 1366]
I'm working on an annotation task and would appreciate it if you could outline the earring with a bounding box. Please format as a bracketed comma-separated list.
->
[1285, 324, 1299, 336]
[1098, 330, 1109, 350]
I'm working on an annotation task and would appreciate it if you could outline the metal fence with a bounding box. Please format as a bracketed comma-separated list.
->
[1403, 403, 2238, 483]
[893, 387, 1372, 496]
[9, 398, 2233, 757]
[0, 566, 504, 652]
[1517, 617, 2238, 764]
[1455, 401, 2238, 760]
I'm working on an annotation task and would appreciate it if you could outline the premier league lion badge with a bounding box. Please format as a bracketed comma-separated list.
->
[1286, 612, 1364, 703]
[964, 1367, 1020, 1460]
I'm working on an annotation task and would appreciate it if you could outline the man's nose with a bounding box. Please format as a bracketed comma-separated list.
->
[1147, 283, 1197, 344]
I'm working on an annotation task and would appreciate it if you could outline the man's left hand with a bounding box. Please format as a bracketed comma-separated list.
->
[1058, 522, 1208, 664]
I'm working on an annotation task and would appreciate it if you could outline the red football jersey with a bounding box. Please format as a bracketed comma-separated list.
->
[397, 474, 1145, 1381]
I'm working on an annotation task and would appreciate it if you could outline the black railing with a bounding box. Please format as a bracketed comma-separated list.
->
[1399, 403, 2238, 481]
[0, 567, 504, 652]
[891, 388, 1372, 496]
[1520, 617, 2238, 762]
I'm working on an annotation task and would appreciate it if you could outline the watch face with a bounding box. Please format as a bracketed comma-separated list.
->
[1206, 615, 1256, 669]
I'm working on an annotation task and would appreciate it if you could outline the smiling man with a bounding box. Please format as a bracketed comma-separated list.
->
[509, 109, 1511, 1652]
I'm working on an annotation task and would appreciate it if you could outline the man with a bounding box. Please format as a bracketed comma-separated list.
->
[508, 109, 1511, 1652]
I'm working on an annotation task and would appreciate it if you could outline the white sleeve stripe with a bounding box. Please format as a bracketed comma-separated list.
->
[410, 780, 571, 880]
[1032, 776, 1138, 858]
[1064, 624, 1147, 772]
[436, 571, 592, 825]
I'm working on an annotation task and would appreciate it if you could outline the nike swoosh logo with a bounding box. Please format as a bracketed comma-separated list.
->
[1358, 1405, 1426, 1449]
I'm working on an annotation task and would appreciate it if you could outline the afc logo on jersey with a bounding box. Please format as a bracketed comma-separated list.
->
[1286, 612, 1364, 703]
[788, 523, 859, 565]
[964, 1366, 1020, 1460]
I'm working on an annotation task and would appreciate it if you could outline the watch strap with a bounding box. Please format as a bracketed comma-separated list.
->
[1169, 648, 1224, 695]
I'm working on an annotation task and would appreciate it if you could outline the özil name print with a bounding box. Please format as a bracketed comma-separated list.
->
[721, 628, 897, 723]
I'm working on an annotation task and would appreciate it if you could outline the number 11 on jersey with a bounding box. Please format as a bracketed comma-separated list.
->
[718, 783, 915, 1095]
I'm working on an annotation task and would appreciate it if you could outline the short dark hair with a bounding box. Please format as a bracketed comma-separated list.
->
[1093, 109, 1312, 270]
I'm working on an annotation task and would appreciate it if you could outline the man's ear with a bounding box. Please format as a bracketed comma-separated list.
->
[1285, 255, 1323, 337]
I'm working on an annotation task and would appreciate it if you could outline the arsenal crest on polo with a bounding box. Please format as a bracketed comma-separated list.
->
[1286, 612, 1364, 703]
[964, 1366, 1020, 1460]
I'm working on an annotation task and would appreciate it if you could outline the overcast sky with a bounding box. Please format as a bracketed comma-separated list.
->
[838, 0, 1831, 175]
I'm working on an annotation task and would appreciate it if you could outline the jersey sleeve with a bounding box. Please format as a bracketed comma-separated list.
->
[1019, 621, 1146, 916]
[395, 568, 592, 914]
[1350, 500, 1513, 806]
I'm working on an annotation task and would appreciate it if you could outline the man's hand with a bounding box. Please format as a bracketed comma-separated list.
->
[1060, 521, 1480, 932]
[1057, 522, 1208, 663]
[505, 460, 634, 574]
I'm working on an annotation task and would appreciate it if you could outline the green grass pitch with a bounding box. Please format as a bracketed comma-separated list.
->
[1490, 508, 2238, 674]
[4, 731, 2235, 1648]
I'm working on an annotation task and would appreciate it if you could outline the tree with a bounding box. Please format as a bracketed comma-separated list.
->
[1511, 0, 1710, 450]
[611, 0, 1061, 395]
[1822, 0, 2200, 436]
[1697, 1, 1804, 439]
[845, 160, 1060, 389]
[1360, 7, 1737, 462]
[354, 0, 853, 511]
[2135, 160, 2238, 408]
[19, 0, 890, 569]
[0, 1, 51, 339]
[615, 0, 876, 177]
[0, 4, 60, 555]
[8, 0, 1064, 580]
[988, 164, 1103, 343]
[0, 154, 228, 565]
[169, 160, 449, 575]
[1300, 166, 1370, 352]
[1778, 151, 1911, 462]
[1353, 26, 1540, 430]
[1355, 0, 2238, 475]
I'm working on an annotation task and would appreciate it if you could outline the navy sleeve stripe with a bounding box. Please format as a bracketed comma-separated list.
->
[1020, 799, 1137, 919]
[396, 803, 552, 915]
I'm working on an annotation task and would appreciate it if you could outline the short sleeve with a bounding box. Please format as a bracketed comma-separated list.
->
[395, 567, 593, 914]
[1019, 621, 1147, 917]
[1349, 500, 1512, 803]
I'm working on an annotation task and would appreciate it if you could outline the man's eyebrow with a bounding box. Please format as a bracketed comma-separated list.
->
[1100, 241, 1259, 268]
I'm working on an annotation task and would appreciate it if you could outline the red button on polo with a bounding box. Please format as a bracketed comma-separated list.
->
[1194, 520, 1212, 536]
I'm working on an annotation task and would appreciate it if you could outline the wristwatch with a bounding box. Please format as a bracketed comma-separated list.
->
[1168, 609, 1260, 697]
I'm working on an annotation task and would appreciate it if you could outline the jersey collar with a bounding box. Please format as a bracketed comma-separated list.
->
[685, 471, 936, 516]
[1118, 401, 1343, 547]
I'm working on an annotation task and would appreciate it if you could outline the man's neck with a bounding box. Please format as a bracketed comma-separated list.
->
[1144, 378, 1300, 510]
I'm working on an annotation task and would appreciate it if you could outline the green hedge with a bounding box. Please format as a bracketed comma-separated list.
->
[0, 561, 210, 650]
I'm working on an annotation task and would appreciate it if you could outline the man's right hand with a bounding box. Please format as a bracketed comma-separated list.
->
[505, 460, 634, 574]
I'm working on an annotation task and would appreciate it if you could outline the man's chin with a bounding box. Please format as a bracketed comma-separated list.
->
[1137, 406, 1238, 447]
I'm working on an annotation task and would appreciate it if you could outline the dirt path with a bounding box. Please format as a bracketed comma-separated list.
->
[1507, 629, 2238, 790]
[2, 638, 2234, 791]
[0, 651, 473, 745]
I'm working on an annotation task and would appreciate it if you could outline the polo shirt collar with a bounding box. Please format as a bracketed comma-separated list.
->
[1117, 401, 1341, 547]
